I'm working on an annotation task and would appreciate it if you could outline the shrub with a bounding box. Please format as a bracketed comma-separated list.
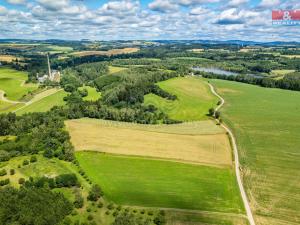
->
[86, 208, 91, 212]
[140, 209, 145, 214]
[10, 169, 15, 175]
[56, 174, 79, 187]
[18, 178, 25, 184]
[87, 215, 94, 221]
[215, 111, 221, 119]
[107, 203, 114, 210]
[23, 160, 29, 166]
[87, 184, 103, 201]
[30, 155, 37, 163]
[0, 150, 10, 162]
[208, 108, 215, 116]
[73, 192, 84, 209]
[0, 178, 10, 186]
[0, 169, 7, 176]
[97, 202, 103, 208]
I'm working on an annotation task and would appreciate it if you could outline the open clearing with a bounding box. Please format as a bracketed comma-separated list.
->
[108, 66, 127, 74]
[76, 152, 244, 214]
[66, 118, 232, 167]
[79, 86, 101, 101]
[71, 48, 139, 57]
[144, 77, 218, 121]
[16, 89, 67, 115]
[210, 79, 300, 225]
[0, 67, 38, 101]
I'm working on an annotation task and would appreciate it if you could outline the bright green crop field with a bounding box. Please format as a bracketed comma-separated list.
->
[210, 79, 300, 225]
[144, 77, 217, 121]
[0, 67, 38, 101]
[76, 152, 244, 214]
[16, 90, 67, 115]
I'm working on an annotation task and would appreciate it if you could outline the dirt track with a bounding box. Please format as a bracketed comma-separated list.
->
[208, 82, 256, 225]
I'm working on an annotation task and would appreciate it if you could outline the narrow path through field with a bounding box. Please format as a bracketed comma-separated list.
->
[207, 82, 256, 225]
[13, 88, 62, 113]
[0, 90, 23, 104]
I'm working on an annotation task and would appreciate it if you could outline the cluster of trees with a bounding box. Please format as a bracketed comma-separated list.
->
[58, 65, 181, 124]
[0, 111, 74, 161]
[0, 186, 73, 225]
[22, 173, 79, 189]
[202, 72, 300, 91]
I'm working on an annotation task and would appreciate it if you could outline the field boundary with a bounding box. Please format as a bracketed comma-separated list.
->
[124, 205, 248, 219]
[207, 82, 256, 225]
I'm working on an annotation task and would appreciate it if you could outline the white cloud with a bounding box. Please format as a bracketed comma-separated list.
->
[189, 7, 209, 15]
[259, 0, 280, 8]
[6, 0, 26, 5]
[148, 0, 178, 13]
[37, 0, 69, 11]
[228, 0, 249, 7]
[0, 6, 7, 15]
[176, 0, 220, 6]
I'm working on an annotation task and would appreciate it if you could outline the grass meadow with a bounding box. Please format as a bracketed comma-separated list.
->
[0, 67, 38, 101]
[76, 152, 244, 214]
[210, 79, 300, 225]
[16, 90, 67, 115]
[79, 86, 101, 101]
[144, 77, 218, 121]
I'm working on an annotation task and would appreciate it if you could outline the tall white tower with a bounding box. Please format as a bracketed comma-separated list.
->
[47, 53, 52, 80]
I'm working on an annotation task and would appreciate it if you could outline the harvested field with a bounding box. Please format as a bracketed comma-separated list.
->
[66, 118, 232, 167]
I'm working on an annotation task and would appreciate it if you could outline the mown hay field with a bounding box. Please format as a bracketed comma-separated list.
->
[144, 77, 218, 121]
[66, 118, 232, 167]
[210, 79, 300, 225]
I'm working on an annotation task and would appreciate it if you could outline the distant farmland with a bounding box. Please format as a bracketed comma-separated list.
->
[71, 48, 139, 57]
[211, 79, 300, 225]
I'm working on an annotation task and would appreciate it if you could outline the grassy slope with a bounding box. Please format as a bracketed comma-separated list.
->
[144, 77, 218, 121]
[16, 90, 67, 115]
[76, 152, 244, 214]
[210, 79, 300, 225]
[108, 66, 127, 74]
[0, 67, 38, 100]
[79, 86, 101, 101]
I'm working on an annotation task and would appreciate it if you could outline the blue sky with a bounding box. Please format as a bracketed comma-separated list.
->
[0, 0, 299, 41]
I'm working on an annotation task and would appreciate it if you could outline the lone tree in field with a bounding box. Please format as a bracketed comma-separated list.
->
[215, 111, 221, 119]
[208, 108, 215, 116]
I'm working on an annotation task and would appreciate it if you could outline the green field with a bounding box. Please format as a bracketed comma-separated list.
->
[16, 90, 67, 115]
[79, 86, 101, 101]
[210, 79, 300, 225]
[108, 66, 127, 74]
[0, 101, 24, 113]
[144, 77, 218, 121]
[0, 67, 38, 101]
[76, 152, 244, 214]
